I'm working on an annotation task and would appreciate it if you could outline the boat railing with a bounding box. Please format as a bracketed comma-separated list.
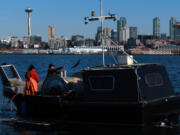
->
[0, 64, 25, 98]
[0, 64, 22, 86]
[60, 70, 67, 78]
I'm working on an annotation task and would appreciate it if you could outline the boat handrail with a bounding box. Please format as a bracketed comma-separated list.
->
[0, 64, 22, 86]
[104, 36, 138, 64]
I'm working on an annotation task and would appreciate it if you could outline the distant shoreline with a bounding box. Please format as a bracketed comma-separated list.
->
[0, 53, 103, 55]
[0, 49, 180, 55]
[0, 52, 180, 56]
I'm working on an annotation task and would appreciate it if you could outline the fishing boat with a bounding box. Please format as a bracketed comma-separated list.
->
[1, 0, 180, 127]
[1, 61, 180, 127]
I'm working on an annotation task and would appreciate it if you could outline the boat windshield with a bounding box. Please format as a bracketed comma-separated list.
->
[137, 65, 174, 101]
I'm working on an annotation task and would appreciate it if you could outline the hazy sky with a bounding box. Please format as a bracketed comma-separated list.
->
[0, 0, 180, 41]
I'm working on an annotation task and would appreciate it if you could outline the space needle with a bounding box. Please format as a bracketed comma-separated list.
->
[25, 8, 33, 36]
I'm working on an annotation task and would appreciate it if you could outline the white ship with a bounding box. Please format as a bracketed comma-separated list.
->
[52, 46, 107, 54]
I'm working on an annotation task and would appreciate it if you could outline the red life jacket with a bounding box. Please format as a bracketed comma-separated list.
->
[25, 70, 39, 95]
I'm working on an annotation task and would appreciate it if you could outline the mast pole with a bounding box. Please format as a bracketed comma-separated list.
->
[100, 0, 105, 66]
[84, 0, 117, 65]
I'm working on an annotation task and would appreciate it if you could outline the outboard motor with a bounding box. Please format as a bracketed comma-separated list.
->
[41, 75, 69, 96]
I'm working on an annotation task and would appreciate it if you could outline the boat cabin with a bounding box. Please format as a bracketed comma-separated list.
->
[81, 64, 174, 102]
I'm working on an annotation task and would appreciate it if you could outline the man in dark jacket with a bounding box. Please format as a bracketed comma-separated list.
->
[46, 64, 65, 78]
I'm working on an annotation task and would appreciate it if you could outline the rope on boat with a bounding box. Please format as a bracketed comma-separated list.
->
[10, 93, 23, 112]
[104, 36, 138, 64]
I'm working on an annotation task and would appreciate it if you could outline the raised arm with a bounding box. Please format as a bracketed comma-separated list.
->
[55, 66, 65, 71]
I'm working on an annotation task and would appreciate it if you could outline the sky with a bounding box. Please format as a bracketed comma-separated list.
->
[0, 0, 180, 41]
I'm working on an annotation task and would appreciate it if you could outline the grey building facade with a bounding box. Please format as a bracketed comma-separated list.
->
[30, 35, 42, 44]
[71, 35, 84, 47]
[127, 38, 140, 49]
[129, 27, 138, 39]
[95, 26, 103, 43]
[118, 17, 126, 28]
[161, 33, 167, 40]
[71, 35, 84, 42]
[153, 17, 160, 39]
[103, 27, 111, 37]
[11, 36, 19, 48]
[174, 23, 180, 40]
[169, 17, 176, 40]
[95, 27, 111, 45]
[48, 25, 56, 40]
[85, 39, 95, 47]
[55, 36, 67, 49]
[49, 36, 67, 49]
[117, 17, 127, 42]
[103, 27, 111, 46]
[111, 29, 117, 42]
[119, 27, 129, 42]
[23, 36, 30, 46]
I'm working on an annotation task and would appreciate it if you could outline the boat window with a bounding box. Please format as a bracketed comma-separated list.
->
[88, 76, 115, 90]
[145, 73, 164, 87]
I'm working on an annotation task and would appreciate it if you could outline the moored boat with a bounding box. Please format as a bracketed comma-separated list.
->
[1, 62, 180, 127]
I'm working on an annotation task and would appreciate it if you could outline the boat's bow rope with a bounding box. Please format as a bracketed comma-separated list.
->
[10, 93, 24, 112]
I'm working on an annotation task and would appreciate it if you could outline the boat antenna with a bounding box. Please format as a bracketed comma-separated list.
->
[84, 0, 117, 66]
[100, 0, 104, 66]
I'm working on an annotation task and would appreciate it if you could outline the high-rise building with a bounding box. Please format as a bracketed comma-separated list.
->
[103, 27, 111, 45]
[95, 26, 102, 43]
[153, 17, 160, 39]
[119, 27, 129, 42]
[48, 39, 56, 49]
[117, 17, 127, 42]
[95, 26, 111, 45]
[48, 25, 56, 40]
[55, 36, 67, 49]
[111, 29, 117, 42]
[23, 36, 31, 46]
[129, 27, 138, 39]
[161, 33, 167, 40]
[49, 36, 67, 50]
[103, 27, 111, 37]
[169, 17, 176, 40]
[10, 36, 19, 48]
[174, 22, 180, 40]
[118, 17, 126, 28]
[48, 25, 56, 49]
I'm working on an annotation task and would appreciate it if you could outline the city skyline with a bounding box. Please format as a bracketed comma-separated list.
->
[0, 0, 180, 41]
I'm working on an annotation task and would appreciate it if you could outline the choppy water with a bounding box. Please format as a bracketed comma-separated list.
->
[0, 54, 180, 135]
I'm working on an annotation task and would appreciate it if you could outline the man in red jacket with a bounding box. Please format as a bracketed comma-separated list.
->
[25, 65, 40, 95]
